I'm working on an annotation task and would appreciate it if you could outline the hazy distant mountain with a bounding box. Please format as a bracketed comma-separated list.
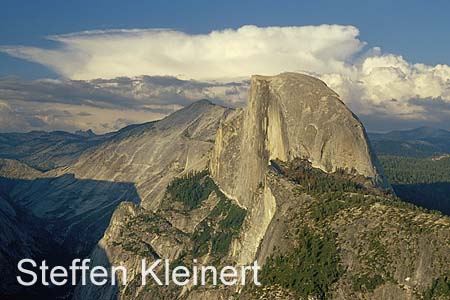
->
[0, 100, 228, 298]
[368, 127, 450, 186]
[72, 73, 450, 300]
[369, 127, 450, 218]
[0, 124, 155, 171]
[3, 74, 450, 300]
[369, 127, 450, 158]
[0, 131, 107, 171]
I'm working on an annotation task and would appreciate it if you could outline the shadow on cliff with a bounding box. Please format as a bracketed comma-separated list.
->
[0, 173, 140, 299]
[71, 244, 120, 300]
[392, 182, 450, 216]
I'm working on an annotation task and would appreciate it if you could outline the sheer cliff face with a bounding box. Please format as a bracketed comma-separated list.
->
[256, 73, 384, 182]
[212, 73, 387, 198]
[210, 72, 388, 264]
[5, 74, 450, 300]
[49, 74, 450, 300]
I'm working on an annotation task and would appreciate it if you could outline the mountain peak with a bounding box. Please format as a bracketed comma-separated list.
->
[210, 72, 389, 265]
[383, 126, 450, 140]
[249, 72, 386, 185]
[252, 72, 329, 88]
[186, 99, 214, 108]
[413, 126, 449, 135]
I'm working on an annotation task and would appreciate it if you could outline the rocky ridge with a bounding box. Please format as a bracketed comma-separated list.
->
[74, 73, 397, 300]
[2, 73, 449, 300]
[210, 73, 388, 265]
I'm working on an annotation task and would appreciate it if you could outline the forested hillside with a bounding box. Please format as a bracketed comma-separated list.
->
[378, 155, 450, 215]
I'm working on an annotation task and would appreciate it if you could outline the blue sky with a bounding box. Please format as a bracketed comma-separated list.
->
[1, 0, 450, 79]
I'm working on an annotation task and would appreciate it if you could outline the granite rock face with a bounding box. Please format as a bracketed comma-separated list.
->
[73, 74, 396, 300]
[0, 101, 230, 298]
[212, 73, 387, 194]
[6, 73, 442, 300]
[62, 100, 230, 210]
[210, 72, 388, 265]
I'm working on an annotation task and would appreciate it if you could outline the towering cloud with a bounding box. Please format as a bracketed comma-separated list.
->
[1, 25, 363, 80]
[1, 25, 450, 132]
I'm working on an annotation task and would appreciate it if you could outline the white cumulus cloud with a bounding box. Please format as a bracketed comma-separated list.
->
[1, 25, 450, 132]
[321, 52, 450, 120]
[1, 25, 363, 80]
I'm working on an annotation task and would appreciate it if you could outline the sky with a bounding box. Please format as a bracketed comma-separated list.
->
[1, 0, 450, 133]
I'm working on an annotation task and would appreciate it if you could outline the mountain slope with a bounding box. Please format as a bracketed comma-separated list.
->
[368, 127, 450, 216]
[210, 73, 388, 265]
[0, 124, 157, 172]
[369, 127, 450, 158]
[74, 73, 429, 300]
[0, 100, 229, 256]
[245, 159, 450, 300]
[3, 74, 450, 300]
[0, 100, 230, 298]
[0, 130, 107, 171]
[0, 161, 69, 298]
[61, 100, 230, 210]
[0, 192, 39, 296]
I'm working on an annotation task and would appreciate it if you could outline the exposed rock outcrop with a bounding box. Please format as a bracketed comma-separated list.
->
[211, 73, 388, 193]
[62, 100, 230, 210]
[0, 158, 43, 179]
[0, 101, 230, 291]
[210, 72, 388, 265]
[5, 73, 449, 300]
[247, 161, 450, 300]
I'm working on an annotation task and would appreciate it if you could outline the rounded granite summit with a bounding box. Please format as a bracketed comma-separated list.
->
[213, 72, 389, 195]
[210, 72, 390, 266]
